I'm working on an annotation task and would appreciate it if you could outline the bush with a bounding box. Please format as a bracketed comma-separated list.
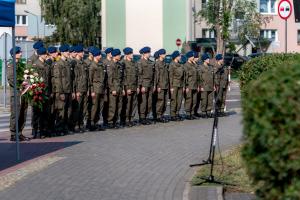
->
[241, 58, 300, 200]
[239, 53, 300, 90]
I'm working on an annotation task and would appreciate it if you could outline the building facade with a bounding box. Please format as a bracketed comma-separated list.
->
[196, 0, 300, 54]
[102, 0, 194, 53]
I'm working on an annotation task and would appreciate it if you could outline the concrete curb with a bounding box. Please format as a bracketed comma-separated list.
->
[189, 186, 224, 200]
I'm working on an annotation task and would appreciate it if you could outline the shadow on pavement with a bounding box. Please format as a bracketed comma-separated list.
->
[0, 141, 81, 172]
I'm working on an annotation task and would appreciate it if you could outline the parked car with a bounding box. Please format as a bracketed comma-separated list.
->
[247, 52, 270, 59]
[224, 53, 248, 70]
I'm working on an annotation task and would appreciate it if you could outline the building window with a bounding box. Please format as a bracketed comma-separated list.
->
[15, 36, 27, 41]
[202, 29, 215, 38]
[260, 30, 278, 41]
[16, 0, 26, 4]
[260, 0, 277, 14]
[297, 30, 300, 45]
[16, 15, 27, 26]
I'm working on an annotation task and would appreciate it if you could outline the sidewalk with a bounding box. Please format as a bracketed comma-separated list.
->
[0, 112, 243, 200]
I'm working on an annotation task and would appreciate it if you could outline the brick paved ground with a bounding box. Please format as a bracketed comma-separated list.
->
[0, 112, 243, 200]
[0, 83, 243, 200]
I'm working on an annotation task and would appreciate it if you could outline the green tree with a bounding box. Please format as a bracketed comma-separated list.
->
[40, 0, 101, 46]
[198, 0, 261, 54]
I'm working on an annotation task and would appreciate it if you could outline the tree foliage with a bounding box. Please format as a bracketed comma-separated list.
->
[40, 0, 101, 46]
[241, 57, 300, 199]
[198, 0, 261, 54]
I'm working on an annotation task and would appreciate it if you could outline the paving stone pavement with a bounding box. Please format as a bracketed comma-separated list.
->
[0, 112, 243, 200]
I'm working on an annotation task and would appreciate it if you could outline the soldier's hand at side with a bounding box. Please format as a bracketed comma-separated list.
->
[200, 88, 204, 92]
[157, 88, 161, 93]
[122, 90, 126, 96]
[72, 93, 76, 99]
[112, 91, 117, 96]
[185, 88, 189, 93]
[127, 89, 132, 95]
[60, 94, 65, 101]
[137, 88, 140, 94]
[170, 88, 174, 94]
[141, 87, 146, 94]
[91, 92, 96, 98]
[76, 92, 81, 97]
[153, 87, 156, 93]
[197, 87, 200, 92]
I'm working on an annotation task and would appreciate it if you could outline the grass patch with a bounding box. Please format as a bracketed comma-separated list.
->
[230, 69, 239, 81]
[191, 145, 255, 194]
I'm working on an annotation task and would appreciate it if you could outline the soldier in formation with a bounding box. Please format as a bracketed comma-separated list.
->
[8, 41, 230, 141]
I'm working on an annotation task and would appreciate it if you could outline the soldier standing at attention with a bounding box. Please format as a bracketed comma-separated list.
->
[28, 40, 43, 65]
[214, 54, 229, 116]
[200, 53, 215, 118]
[73, 45, 89, 133]
[169, 51, 185, 121]
[66, 46, 77, 132]
[107, 49, 123, 128]
[84, 47, 94, 131]
[89, 48, 106, 131]
[122, 47, 139, 127]
[193, 52, 202, 117]
[184, 51, 200, 120]
[32, 47, 51, 138]
[138, 47, 155, 125]
[155, 49, 169, 123]
[102, 47, 114, 127]
[7, 47, 30, 141]
[52, 45, 73, 135]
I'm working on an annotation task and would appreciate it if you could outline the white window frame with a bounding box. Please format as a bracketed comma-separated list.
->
[202, 29, 215, 39]
[16, 15, 28, 26]
[260, 29, 278, 41]
[260, 0, 277, 15]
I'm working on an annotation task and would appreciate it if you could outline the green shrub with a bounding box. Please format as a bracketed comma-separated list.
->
[239, 53, 300, 91]
[241, 58, 300, 200]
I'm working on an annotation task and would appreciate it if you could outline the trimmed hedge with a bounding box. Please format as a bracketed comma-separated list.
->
[239, 53, 300, 90]
[241, 57, 300, 200]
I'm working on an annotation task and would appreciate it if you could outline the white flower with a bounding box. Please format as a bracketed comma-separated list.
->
[30, 75, 34, 79]
[30, 79, 34, 83]
[32, 83, 37, 87]
[30, 68, 34, 72]
[33, 73, 39, 77]
[23, 75, 28, 79]
[24, 70, 29, 74]
[40, 77, 44, 82]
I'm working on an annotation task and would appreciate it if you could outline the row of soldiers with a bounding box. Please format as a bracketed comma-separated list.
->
[7, 41, 229, 141]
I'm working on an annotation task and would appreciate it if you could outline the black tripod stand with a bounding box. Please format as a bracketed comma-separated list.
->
[190, 90, 235, 186]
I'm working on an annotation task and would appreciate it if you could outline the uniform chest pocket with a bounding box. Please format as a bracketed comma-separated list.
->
[53, 67, 60, 78]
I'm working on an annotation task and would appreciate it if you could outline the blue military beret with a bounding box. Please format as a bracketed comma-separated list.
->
[59, 44, 69, 52]
[171, 51, 180, 60]
[157, 49, 166, 56]
[201, 53, 210, 61]
[37, 47, 47, 55]
[186, 51, 194, 59]
[69, 46, 75, 53]
[215, 54, 223, 61]
[154, 51, 159, 60]
[10, 46, 22, 56]
[48, 46, 57, 54]
[74, 45, 84, 53]
[88, 46, 96, 53]
[111, 49, 121, 57]
[194, 52, 199, 58]
[91, 48, 101, 57]
[123, 47, 133, 55]
[105, 47, 114, 54]
[33, 41, 44, 50]
[139, 46, 151, 54]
